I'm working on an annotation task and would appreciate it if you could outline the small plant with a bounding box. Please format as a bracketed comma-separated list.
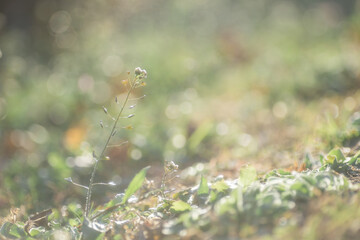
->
[84, 67, 148, 218]
[160, 160, 179, 199]
[64, 67, 148, 234]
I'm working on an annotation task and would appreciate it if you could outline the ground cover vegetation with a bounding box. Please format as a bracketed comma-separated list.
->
[1, 0, 360, 239]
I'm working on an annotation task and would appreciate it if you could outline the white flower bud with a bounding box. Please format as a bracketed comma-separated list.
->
[134, 67, 142, 76]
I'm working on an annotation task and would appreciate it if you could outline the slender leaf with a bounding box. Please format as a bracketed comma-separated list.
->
[188, 122, 213, 151]
[122, 166, 150, 204]
[197, 175, 209, 195]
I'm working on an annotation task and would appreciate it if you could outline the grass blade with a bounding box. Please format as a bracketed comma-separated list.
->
[122, 166, 150, 204]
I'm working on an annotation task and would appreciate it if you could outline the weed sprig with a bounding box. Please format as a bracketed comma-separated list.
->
[84, 67, 147, 217]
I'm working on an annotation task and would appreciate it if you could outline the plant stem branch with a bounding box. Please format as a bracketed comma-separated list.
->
[84, 82, 135, 217]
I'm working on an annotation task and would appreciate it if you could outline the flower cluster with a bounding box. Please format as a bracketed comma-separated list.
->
[134, 67, 147, 79]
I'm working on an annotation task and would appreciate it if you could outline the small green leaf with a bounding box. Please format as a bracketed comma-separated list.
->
[214, 195, 237, 216]
[348, 156, 357, 165]
[122, 166, 150, 204]
[69, 218, 80, 227]
[209, 180, 230, 202]
[29, 227, 43, 237]
[290, 182, 311, 199]
[351, 115, 360, 126]
[327, 148, 345, 163]
[349, 150, 360, 165]
[209, 189, 218, 203]
[277, 169, 291, 175]
[197, 175, 209, 195]
[326, 155, 336, 165]
[238, 166, 257, 188]
[304, 153, 313, 169]
[0, 222, 26, 239]
[319, 154, 325, 166]
[211, 180, 229, 193]
[170, 200, 191, 213]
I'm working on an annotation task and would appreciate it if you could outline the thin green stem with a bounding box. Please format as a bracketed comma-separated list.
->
[84, 81, 135, 217]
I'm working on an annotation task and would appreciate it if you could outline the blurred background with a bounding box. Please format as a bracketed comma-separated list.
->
[1, 0, 360, 213]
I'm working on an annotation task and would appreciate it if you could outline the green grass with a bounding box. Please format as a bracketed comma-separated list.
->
[1, 146, 359, 239]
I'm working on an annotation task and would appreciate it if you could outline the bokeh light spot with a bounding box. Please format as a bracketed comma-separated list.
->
[180, 101, 193, 115]
[165, 104, 180, 119]
[64, 125, 87, 151]
[78, 74, 94, 93]
[344, 97, 356, 111]
[131, 148, 142, 160]
[132, 134, 147, 147]
[184, 88, 198, 100]
[49, 11, 72, 34]
[238, 133, 253, 147]
[102, 55, 123, 77]
[28, 124, 49, 144]
[216, 122, 229, 135]
[272, 101, 288, 119]
[172, 134, 186, 149]
[90, 82, 111, 104]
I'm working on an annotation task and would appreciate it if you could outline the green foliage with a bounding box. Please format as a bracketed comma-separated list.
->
[238, 166, 257, 188]
[197, 175, 209, 195]
[162, 166, 356, 238]
[170, 200, 192, 213]
[327, 148, 346, 164]
[1, 149, 359, 239]
[0, 222, 26, 239]
[188, 122, 214, 151]
[122, 166, 150, 204]
[209, 180, 230, 203]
